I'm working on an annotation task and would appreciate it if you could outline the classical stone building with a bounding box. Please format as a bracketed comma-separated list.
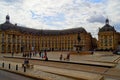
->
[98, 19, 120, 50]
[0, 15, 93, 53]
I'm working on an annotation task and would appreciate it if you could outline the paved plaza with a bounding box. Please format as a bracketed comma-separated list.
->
[0, 51, 120, 80]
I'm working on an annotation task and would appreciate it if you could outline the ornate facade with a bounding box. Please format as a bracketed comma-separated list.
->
[98, 19, 120, 50]
[0, 15, 93, 53]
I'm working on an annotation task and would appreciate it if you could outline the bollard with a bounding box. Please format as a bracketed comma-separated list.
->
[9, 64, 11, 69]
[24, 66, 26, 72]
[2, 63, 4, 68]
[16, 65, 18, 71]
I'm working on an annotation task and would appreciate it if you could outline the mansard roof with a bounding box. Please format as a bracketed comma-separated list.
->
[0, 18, 87, 36]
[99, 24, 116, 32]
[99, 19, 116, 32]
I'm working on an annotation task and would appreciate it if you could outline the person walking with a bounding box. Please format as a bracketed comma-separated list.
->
[29, 52, 32, 58]
[12, 52, 14, 57]
[66, 53, 70, 61]
[60, 54, 63, 60]
[24, 58, 29, 67]
[44, 50, 47, 58]
[44, 55, 48, 61]
[41, 51, 44, 58]
[39, 51, 41, 57]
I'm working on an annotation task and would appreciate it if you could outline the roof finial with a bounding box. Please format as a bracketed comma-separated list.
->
[6, 14, 10, 23]
[105, 18, 109, 24]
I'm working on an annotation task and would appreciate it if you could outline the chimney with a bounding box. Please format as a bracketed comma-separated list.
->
[15, 23, 17, 26]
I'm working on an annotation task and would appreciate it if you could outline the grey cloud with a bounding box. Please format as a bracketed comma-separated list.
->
[114, 23, 120, 32]
[1, 0, 21, 3]
[87, 14, 106, 23]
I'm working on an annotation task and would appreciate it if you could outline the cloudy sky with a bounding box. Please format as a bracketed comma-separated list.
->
[0, 0, 120, 38]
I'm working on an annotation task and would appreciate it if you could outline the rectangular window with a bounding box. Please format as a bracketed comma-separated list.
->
[109, 36, 112, 46]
